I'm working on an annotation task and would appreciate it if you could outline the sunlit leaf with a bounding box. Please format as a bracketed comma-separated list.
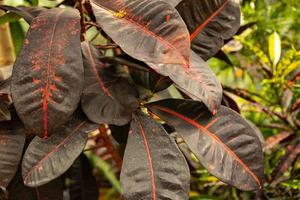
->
[268, 32, 281, 67]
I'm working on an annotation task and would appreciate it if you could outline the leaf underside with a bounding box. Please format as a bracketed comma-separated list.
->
[12, 8, 84, 138]
[176, 0, 241, 60]
[81, 42, 139, 126]
[0, 119, 25, 189]
[146, 99, 264, 191]
[22, 114, 98, 187]
[121, 111, 190, 199]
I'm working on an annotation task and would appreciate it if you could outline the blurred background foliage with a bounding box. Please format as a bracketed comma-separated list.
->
[0, 0, 300, 199]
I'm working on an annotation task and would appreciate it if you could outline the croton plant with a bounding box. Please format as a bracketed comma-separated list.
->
[0, 0, 264, 199]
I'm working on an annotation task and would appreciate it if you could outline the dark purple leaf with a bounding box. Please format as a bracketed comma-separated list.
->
[146, 99, 264, 191]
[121, 111, 190, 199]
[90, 0, 190, 70]
[169, 50, 222, 113]
[0, 119, 25, 189]
[66, 154, 99, 200]
[176, 0, 241, 60]
[22, 114, 98, 187]
[81, 42, 139, 126]
[12, 8, 83, 138]
[0, 6, 46, 24]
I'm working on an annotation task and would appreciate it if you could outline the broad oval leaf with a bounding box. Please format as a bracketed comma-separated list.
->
[81, 42, 139, 126]
[0, 119, 25, 189]
[146, 99, 264, 191]
[176, 0, 241, 60]
[90, 0, 190, 68]
[121, 111, 190, 199]
[12, 8, 84, 138]
[22, 115, 98, 187]
[165, 50, 222, 113]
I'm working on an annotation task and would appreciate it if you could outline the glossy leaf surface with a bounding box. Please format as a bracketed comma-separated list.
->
[12, 8, 83, 138]
[176, 0, 241, 60]
[90, 0, 190, 69]
[167, 50, 222, 112]
[0, 119, 25, 189]
[147, 99, 264, 191]
[121, 111, 190, 199]
[81, 42, 139, 126]
[22, 115, 98, 187]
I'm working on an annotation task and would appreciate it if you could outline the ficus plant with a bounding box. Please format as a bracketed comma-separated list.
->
[0, 0, 264, 199]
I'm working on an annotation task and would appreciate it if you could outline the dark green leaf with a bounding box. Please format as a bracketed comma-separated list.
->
[9, 21, 25, 55]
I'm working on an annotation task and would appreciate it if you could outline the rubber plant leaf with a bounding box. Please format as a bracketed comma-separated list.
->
[0, 118, 26, 189]
[146, 99, 264, 191]
[22, 114, 98, 187]
[11, 8, 84, 138]
[121, 111, 190, 199]
[176, 0, 241, 60]
[166, 50, 222, 113]
[90, 0, 190, 72]
[81, 42, 139, 126]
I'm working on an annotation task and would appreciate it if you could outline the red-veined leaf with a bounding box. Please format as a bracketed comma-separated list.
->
[176, 0, 241, 60]
[22, 114, 98, 187]
[0, 118, 25, 189]
[291, 98, 300, 112]
[271, 141, 300, 183]
[146, 99, 264, 191]
[81, 42, 139, 126]
[90, 0, 190, 69]
[12, 8, 83, 138]
[121, 111, 190, 199]
[90, 0, 222, 111]
[166, 50, 222, 113]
